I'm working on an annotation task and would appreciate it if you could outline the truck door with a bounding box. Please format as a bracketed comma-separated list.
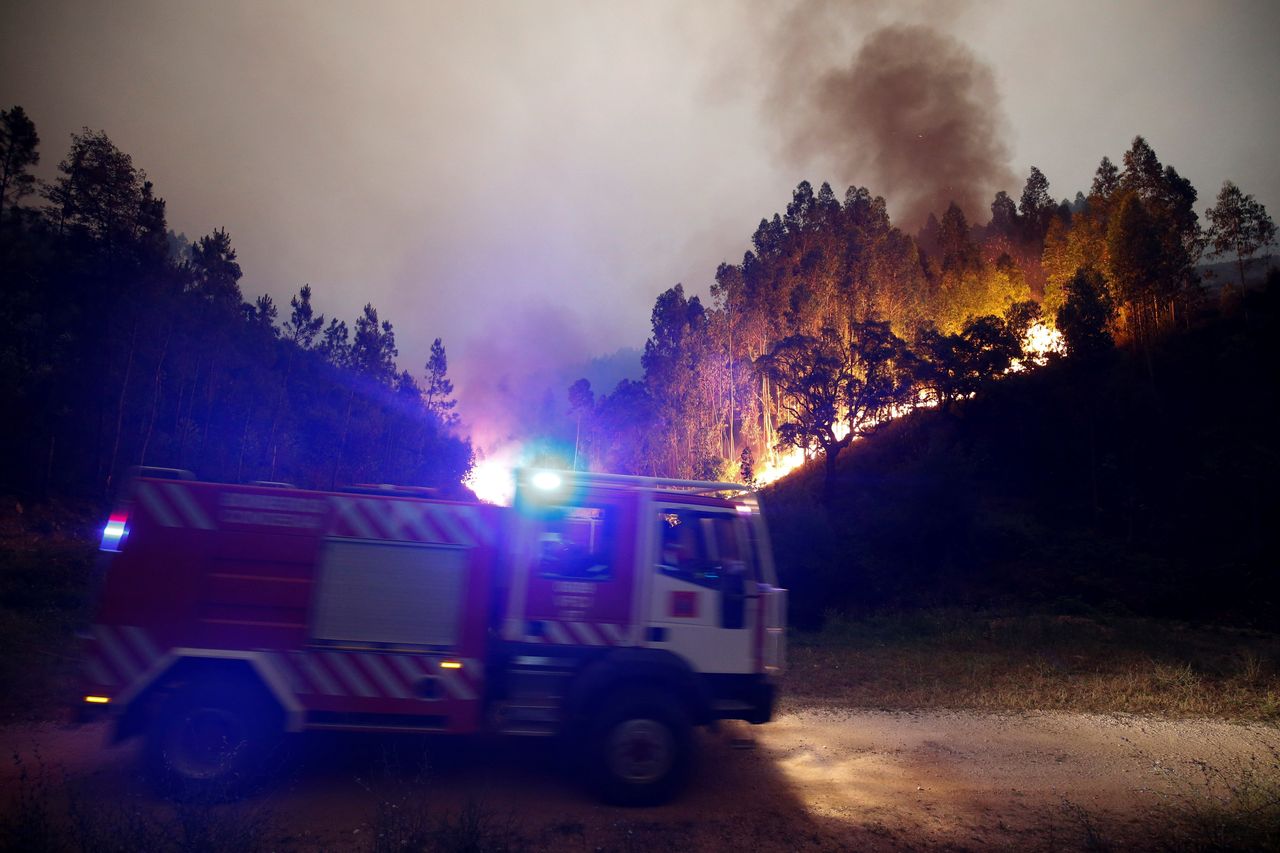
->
[507, 491, 637, 646]
[645, 507, 758, 674]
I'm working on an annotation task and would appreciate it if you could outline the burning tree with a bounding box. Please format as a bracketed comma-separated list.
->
[760, 321, 914, 497]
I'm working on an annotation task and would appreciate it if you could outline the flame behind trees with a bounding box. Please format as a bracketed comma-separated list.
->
[572, 137, 1270, 491]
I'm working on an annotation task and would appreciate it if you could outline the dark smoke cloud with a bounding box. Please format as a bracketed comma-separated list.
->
[768, 7, 1015, 231]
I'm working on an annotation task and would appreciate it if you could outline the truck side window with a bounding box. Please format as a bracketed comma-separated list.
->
[535, 505, 615, 580]
[657, 510, 752, 590]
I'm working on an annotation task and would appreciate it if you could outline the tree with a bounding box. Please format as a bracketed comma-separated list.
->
[422, 338, 458, 427]
[0, 105, 39, 221]
[350, 303, 397, 385]
[45, 128, 146, 248]
[759, 329, 852, 491]
[1056, 267, 1114, 359]
[284, 284, 324, 348]
[989, 190, 1018, 237]
[760, 322, 913, 497]
[187, 228, 243, 312]
[1018, 166, 1054, 239]
[1107, 192, 1162, 342]
[1205, 180, 1277, 292]
[247, 294, 278, 337]
[1090, 156, 1119, 201]
[319, 318, 350, 368]
[568, 378, 594, 470]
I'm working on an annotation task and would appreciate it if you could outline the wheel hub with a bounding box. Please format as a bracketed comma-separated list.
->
[608, 718, 674, 784]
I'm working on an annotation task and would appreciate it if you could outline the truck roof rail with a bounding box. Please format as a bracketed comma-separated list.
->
[128, 466, 195, 481]
[519, 468, 754, 497]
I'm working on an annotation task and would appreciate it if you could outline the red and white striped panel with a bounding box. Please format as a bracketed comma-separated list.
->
[328, 496, 494, 547]
[135, 481, 216, 530]
[83, 623, 481, 705]
[519, 620, 631, 647]
[83, 624, 165, 689]
[266, 650, 481, 703]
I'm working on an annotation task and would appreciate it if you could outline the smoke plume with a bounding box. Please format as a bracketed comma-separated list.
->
[769, 10, 1015, 231]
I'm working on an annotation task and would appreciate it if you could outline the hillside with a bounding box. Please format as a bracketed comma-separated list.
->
[763, 285, 1280, 629]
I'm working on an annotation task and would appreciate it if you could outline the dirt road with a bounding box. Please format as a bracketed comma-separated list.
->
[3, 708, 1277, 851]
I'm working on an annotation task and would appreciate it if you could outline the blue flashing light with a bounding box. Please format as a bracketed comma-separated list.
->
[100, 513, 129, 552]
[530, 470, 563, 491]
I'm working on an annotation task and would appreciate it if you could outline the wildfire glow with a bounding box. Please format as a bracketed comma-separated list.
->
[469, 325, 1064, 496]
[466, 448, 517, 505]
[754, 326, 1058, 487]
[1011, 322, 1065, 371]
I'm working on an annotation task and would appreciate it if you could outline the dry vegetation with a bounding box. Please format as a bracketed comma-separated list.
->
[781, 611, 1280, 721]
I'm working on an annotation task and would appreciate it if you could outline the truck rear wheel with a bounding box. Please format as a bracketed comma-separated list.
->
[145, 678, 282, 800]
[591, 688, 692, 806]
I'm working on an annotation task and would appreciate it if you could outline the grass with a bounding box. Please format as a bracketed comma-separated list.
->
[0, 498, 99, 722]
[781, 610, 1280, 720]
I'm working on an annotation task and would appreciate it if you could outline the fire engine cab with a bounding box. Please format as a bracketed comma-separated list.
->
[83, 468, 786, 804]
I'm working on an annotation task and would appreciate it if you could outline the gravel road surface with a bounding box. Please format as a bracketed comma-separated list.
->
[3, 708, 1276, 850]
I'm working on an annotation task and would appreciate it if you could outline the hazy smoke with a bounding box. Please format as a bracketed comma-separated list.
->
[769, 10, 1015, 231]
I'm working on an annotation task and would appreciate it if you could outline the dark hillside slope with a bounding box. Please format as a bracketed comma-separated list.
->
[764, 288, 1280, 628]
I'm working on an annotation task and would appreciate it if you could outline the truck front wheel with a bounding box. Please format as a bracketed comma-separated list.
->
[591, 688, 692, 806]
[145, 678, 282, 799]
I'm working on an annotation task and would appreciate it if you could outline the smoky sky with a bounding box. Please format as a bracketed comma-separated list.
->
[1, 0, 1277, 452]
[784, 22, 1015, 230]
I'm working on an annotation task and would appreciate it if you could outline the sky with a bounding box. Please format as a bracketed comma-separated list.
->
[3, 0, 1278, 450]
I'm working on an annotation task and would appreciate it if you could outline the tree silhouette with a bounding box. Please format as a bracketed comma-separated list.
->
[0, 105, 39, 223]
[1056, 267, 1114, 359]
[1205, 180, 1277, 292]
[422, 337, 459, 427]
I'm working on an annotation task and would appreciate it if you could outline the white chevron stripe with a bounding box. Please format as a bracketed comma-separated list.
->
[543, 620, 572, 644]
[359, 500, 395, 539]
[393, 501, 434, 542]
[94, 626, 141, 681]
[270, 653, 308, 695]
[163, 482, 214, 529]
[452, 507, 490, 546]
[136, 483, 180, 528]
[121, 625, 161, 663]
[85, 655, 115, 686]
[600, 623, 626, 645]
[332, 497, 377, 539]
[566, 621, 603, 645]
[361, 655, 409, 699]
[299, 653, 342, 695]
[428, 506, 473, 546]
[326, 652, 376, 697]
[436, 667, 475, 701]
[390, 654, 433, 692]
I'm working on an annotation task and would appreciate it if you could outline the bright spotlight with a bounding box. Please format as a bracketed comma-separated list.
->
[531, 470, 562, 491]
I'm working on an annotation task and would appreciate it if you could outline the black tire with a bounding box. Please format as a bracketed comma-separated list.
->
[590, 687, 692, 806]
[144, 677, 282, 800]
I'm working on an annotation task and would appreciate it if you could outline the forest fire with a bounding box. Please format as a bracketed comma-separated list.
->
[466, 319, 1068, 499]
[751, 322, 1062, 487]
[466, 449, 519, 505]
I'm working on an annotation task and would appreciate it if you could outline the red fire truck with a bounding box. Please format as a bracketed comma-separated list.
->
[82, 467, 786, 804]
